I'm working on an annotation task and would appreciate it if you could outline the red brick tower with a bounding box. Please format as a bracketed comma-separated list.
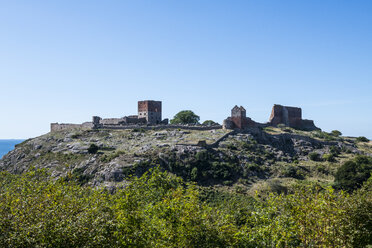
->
[138, 100, 162, 124]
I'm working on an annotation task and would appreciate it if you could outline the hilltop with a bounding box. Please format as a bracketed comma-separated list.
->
[1, 126, 371, 193]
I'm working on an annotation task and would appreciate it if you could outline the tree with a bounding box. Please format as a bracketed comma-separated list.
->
[334, 155, 372, 191]
[331, 130, 342, 137]
[170, 110, 200, 125]
[202, 120, 219, 126]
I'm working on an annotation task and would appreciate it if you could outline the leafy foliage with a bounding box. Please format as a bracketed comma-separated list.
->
[356, 136, 369, 142]
[87, 144, 99, 154]
[322, 153, 336, 162]
[309, 152, 321, 161]
[240, 181, 372, 247]
[0, 168, 371, 247]
[331, 130, 342, 136]
[334, 155, 372, 191]
[170, 110, 200, 125]
[312, 131, 336, 141]
[162, 150, 244, 184]
[202, 120, 219, 126]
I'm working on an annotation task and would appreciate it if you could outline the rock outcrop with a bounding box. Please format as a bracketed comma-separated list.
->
[0, 126, 363, 188]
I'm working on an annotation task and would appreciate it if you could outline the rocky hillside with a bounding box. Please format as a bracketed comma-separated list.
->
[1, 127, 371, 192]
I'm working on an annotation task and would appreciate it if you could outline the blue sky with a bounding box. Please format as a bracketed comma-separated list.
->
[0, 1, 371, 139]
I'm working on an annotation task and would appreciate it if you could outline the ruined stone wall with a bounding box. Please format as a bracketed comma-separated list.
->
[269, 104, 318, 130]
[269, 105, 301, 127]
[301, 119, 318, 131]
[269, 105, 284, 125]
[99, 118, 126, 125]
[50, 122, 93, 132]
[123, 116, 146, 124]
[223, 118, 233, 130]
[100, 124, 222, 131]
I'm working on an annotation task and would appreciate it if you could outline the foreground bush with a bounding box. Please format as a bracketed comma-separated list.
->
[334, 155, 372, 191]
[0, 168, 371, 247]
[0, 170, 117, 247]
[240, 181, 371, 247]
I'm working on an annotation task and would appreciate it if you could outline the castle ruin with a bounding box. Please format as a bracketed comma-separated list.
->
[222, 106, 257, 129]
[222, 104, 318, 131]
[269, 104, 317, 130]
[51, 100, 168, 132]
[51, 100, 319, 132]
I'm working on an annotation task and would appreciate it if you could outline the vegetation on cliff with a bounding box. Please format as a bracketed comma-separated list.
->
[0, 127, 371, 246]
[0, 167, 370, 247]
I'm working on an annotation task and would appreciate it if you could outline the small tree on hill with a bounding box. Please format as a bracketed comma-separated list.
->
[202, 120, 219, 126]
[170, 110, 200, 125]
[331, 130, 342, 137]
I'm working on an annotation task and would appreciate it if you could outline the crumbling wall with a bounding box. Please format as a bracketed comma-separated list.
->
[100, 124, 222, 131]
[269, 104, 317, 130]
[123, 116, 146, 124]
[50, 122, 92, 132]
[99, 118, 126, 125]
[269, 105, 301, 127]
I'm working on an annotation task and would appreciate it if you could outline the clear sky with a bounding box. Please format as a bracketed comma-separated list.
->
[0, 1, 371, 139]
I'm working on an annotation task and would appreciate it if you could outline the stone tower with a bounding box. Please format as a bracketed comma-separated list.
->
[138, 100, 162, 124]
[269, 104, 302, 127]
[231, 105, 249, 129]
[269, 104, 318, 130]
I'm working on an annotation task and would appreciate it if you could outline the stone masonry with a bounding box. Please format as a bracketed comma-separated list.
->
[269, 104, 318, 130]
[51, 100, 319, 132]
[223, 106, 256, 130]
[138, 100, 162, 124]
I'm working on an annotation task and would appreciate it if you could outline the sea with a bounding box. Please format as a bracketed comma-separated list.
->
[0, 140, 25, 159]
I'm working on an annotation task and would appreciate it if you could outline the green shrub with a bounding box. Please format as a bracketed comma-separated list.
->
[331, 130, 342, 137]
[309, 152, 321, 161]
[322, 153, 335, 162]
[190, 167, 198, 181]
[267, 179, 288, 194]
[316, 164, 329, 175]
[202, 120, 218, 126]
[71, 133, 81, 139]
[87, 144, 99, 154]
[329, 146, 341, 156]
[246, 163, 262, 172]
[223, 180, 233, 186]
[282, 165, 304, 179]
[334, 155, 372, 191]
[100, 150, 126, 162]
[132, 128, 146, 133]
[71, 167, 93, 185]
[356, 136, 369, 142]
[313, 131, 335, 141]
